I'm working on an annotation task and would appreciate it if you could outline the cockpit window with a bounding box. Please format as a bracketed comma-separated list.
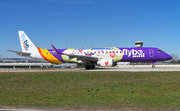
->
[158, 49, 165, 53]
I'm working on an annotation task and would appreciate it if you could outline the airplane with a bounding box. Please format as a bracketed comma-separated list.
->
[7, 31, 172, 70]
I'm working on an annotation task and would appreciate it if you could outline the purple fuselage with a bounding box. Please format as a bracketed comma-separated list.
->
[47, 47, 172, 63]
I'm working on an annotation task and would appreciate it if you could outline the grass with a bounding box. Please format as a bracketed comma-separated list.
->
[0, 71, 180, 109]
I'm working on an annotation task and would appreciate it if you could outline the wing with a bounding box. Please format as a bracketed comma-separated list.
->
[66, 54, 98, 61]
[7, 50, 31, 56]
[51, 45, 98, 62]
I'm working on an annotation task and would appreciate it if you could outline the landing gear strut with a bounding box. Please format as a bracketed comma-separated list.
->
[85, 65, 95, 70]
[152, 64, 155, 68]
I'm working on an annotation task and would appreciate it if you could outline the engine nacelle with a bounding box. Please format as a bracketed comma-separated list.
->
[97, 59, 113, 67]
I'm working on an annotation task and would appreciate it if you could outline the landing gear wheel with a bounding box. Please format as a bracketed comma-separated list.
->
[91, 65, 95, 69]
[152, 64, 155, 68]
[85, 65, 91, 70]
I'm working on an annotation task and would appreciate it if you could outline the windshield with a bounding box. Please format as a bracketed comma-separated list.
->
[158, 49, 165, 53]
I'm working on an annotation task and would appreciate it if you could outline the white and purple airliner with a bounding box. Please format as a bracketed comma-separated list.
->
[8, 31, 172, 70]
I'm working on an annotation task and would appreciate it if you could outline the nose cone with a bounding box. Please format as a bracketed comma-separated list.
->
[165, 53, 172, 60]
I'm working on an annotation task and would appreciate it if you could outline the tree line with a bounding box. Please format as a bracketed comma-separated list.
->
[171, 54, 180, 63]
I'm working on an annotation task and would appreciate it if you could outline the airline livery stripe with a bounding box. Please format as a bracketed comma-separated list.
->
[36, 46, 62, 64]
[36, 46, 51, 62]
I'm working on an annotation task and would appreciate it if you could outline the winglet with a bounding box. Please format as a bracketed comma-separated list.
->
[51, 44, 64, 54]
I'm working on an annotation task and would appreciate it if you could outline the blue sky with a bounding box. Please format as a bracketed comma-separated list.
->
[0, 0, 179, 58]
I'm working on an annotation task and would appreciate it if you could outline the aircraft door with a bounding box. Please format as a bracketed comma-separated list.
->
[149, 49, 154, 57]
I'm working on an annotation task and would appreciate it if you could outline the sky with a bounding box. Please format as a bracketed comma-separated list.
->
[0, 0, 179, 58]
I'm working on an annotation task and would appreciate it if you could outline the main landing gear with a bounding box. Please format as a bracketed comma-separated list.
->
[85, 64, 95, 70]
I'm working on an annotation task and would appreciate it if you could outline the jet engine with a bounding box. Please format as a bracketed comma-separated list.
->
[97, 59, 114, 67]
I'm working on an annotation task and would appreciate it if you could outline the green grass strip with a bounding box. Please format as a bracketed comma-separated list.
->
[0, 71, 180, 108]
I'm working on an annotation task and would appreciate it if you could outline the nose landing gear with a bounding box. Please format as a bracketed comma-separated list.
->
[152, 63, 155, 68]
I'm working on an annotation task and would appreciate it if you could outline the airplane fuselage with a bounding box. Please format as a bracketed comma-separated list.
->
[35, 47, 172, 64]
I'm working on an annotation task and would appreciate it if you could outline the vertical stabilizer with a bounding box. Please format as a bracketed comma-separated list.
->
[18, 31, 37, 53]
[18, 31, 42, 59]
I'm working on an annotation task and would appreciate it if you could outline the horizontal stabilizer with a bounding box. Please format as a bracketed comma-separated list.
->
[7, 50, 31, 56]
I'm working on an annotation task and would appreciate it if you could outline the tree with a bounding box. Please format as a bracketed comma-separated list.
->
[171, 54, 179, 63]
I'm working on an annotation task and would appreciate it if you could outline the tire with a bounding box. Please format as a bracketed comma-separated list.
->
[91, 65, 95, 69]
[85, 65, 90, 70]
[152, 65, 155, 68]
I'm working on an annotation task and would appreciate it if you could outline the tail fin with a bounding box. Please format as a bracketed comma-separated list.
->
[18, 31, 37, 53]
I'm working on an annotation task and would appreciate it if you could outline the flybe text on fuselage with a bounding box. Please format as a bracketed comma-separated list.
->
[120, 49, 145, 58]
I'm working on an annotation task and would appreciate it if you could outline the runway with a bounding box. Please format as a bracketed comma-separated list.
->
[0, 65, 180, 72]
[84, 65, 180, 72]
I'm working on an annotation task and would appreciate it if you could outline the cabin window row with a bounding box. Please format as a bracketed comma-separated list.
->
[65, 50, 139, 54]
[50, 50, 141, 55]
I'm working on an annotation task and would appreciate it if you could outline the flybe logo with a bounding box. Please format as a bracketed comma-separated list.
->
[21, 34, 29, 51]
[121, 49, 145, 58]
